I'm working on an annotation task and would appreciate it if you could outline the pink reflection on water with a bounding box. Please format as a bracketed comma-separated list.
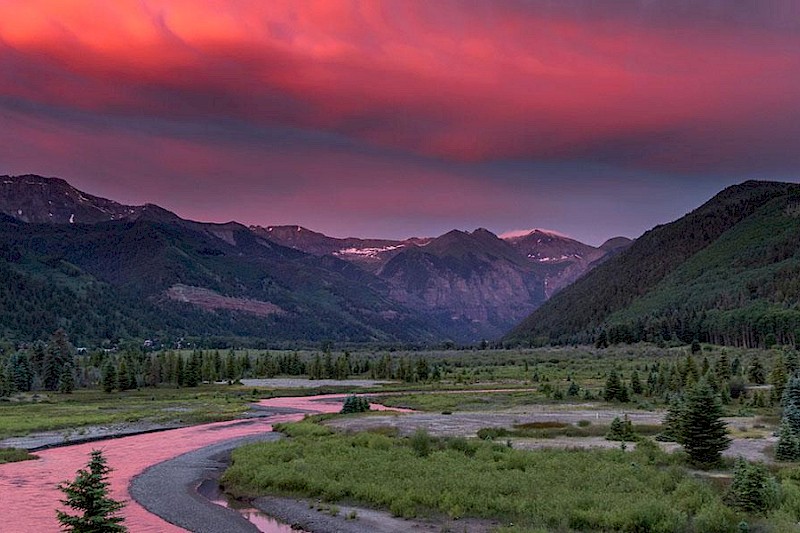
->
[0, 393, 403, 533]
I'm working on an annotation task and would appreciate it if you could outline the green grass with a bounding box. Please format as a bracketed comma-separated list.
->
[0, 447, 38, 463]
[223, 421, 800, 532]
[0, 386, 255, 439]
[370, 390, 546, 412]
[475, 422, 663, 441]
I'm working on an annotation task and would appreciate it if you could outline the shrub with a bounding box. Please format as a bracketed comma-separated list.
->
[411, 428, 432, 457]
[340, 395, 370, 414]
[477, 427, 510, 440]
[693, 501, 739, 533]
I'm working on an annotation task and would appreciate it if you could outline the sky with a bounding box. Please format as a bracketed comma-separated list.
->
[1, 1, 799, 246]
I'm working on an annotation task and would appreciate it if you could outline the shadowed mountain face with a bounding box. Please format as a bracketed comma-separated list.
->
[256, 225, 630, 338]
[507, 180, 800, 349]
[0, 174, 625, 344]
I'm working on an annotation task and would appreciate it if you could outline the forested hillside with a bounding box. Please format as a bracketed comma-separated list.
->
[0, 215, 439, 345]
[507, 181, 800, 348]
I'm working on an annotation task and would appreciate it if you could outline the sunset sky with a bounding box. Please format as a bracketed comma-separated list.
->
[2, 1, 799, 245]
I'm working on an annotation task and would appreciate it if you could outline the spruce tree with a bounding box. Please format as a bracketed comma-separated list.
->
[606, 415, 636, 442]
[775, 419, 800, 461]
[715, 352, 731, 383]
[748, 358, 766, 384]
[102, 361, 117, 393]
[57, 449, 127, 532]
[776, 376, 800, 460]
[727, 459, 777, 515]
[660, 395, 686, 443]
[681, 379, 730, 466]
[630, 371, 643, 395]
[603, 369, 622, 402]
[58, 365, 75, 394]
[769, 359, 788, 405]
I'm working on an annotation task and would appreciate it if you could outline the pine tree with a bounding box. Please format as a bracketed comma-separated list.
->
[785, 349, 799, 376]
[681, 379, 731, 466]
[603, 369, 622, 402]
[715, 352, 731, 383]
[748, 358, 766, 384]
[727, 459, 778, 515]
[57, 449, 127, 532]
[102, 361, 117, 393]
[630, 371, 643, 395]
[769, 358, 788, 405]
[660, 395, 685, 443]
[595, 330, 608, 349]
[606, 415, 636, 442]
[691, 339, 701, 354]
[58, 365, 75, 394]
[775, 420, 800, 461]
[776, 376, 800, 461]
[340, 395, 370, 414]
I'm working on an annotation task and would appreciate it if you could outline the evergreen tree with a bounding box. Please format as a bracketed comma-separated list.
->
[334, 353, 350, 380]
[57, 449, 127, 532]
[102, 360, 118, 393]
[340, 395, 370, 414]
[594, 330, 608, 349]
[618, 382, 630, 403]
[630, 371, 643, 395]
[660, 395, 686, 443]
[776, 376, 800, 461]
[775, 420, 800, 461]
[727, 459, 778, 514]
[224, 351, 236, 381]
[58, 364, 75, 394]
[8, 353, 33, 392]
[782, 376, 800, 431]
[731, 356, 742, 377]
[308, 354, 323, 380]
[691, 339, 701, 354]
[606, 415, 636, 442]
[603, 369, 622, 402]
[785, 349, 799, 376]
[769, 358, 788, 405]
[184, 354, 200, 387]
[117, 359, 132, 391]
[415, 357, 430, 382]
[683, 354, 699, 386]
[715, 351, 732, 383]
[681, 379, 731, 466]
[748, 358, 766, 384]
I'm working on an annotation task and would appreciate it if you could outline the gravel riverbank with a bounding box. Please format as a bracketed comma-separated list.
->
[130, 433, 282, 533]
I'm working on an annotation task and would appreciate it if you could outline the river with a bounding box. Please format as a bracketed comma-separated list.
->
[0, 393, 405, 532]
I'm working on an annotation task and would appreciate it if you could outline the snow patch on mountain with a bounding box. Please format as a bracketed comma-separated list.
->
[500, 228, 572, 240]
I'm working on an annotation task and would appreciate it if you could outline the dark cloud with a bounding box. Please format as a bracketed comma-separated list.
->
[1, 1, 799, 243]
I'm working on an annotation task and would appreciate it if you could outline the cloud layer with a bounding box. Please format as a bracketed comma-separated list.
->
[2, 1, 799, 243]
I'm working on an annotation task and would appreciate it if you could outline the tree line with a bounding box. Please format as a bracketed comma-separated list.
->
[0, 330, 441, 395]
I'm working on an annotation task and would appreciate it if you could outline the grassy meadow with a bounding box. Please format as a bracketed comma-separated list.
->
[223, 420, 800, 532]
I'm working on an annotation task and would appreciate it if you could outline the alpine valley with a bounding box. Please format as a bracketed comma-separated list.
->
[0, 174, 629, 345]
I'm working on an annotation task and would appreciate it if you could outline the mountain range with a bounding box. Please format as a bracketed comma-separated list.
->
[507, 180, 800, 349]
[0, 174, 628, 345]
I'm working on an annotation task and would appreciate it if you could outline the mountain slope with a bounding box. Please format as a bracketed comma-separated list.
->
[377, 229, 545, 338]
[507, 180, 799, 347]
[0, 209, 441, 345]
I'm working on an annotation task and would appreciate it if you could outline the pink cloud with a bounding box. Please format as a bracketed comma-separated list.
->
[1, 1, 798, 169]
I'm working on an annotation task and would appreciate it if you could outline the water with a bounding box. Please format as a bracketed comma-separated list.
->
[0, 393, 400, 532]
[198, 479, 308, 533]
